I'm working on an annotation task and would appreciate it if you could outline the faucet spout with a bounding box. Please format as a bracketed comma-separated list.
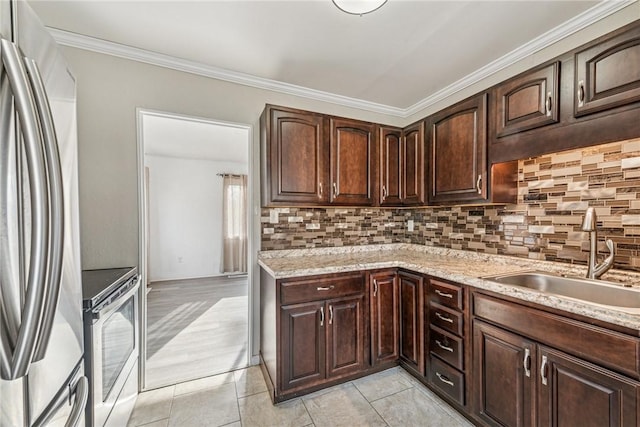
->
[582, 208, 615, 279]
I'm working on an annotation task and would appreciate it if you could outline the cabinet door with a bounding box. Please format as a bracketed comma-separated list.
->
[575, 25, 640, 117]
[326, 295, 367, 378]
[398, 271, 424, 375]
[402, 121, 425, 205]
[495, 62, 559, 137]
[427, 94, 487, 204]
[370, 271, 399, 365]
[264, 107, 328, 205]
[537, 346, 639, 427]
[378, 126, 403, 206]
[280, 301, 326, 391]
[329, 118, 376, 205]
[473, 320, 535, 427]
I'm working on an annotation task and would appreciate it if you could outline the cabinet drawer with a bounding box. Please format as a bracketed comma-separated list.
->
[428, 355, 465, 406]
[429, 325, 464, 370]
[280, 273, 364, 305]
[429, 279, 464, 310]
[429, 302, 463, 336]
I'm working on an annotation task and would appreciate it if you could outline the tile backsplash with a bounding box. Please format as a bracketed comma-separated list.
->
[261, 138, 640, 272]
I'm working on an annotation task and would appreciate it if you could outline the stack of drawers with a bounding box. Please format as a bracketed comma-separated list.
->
[426, 278, 466, 406]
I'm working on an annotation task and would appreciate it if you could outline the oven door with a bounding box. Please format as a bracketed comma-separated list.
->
[90, 279, 139, 427]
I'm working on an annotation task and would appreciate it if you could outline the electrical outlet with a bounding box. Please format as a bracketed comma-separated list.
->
[178, 256, 183, 263]
[407, 220, 414, 232]
[270, 210, 279, 223]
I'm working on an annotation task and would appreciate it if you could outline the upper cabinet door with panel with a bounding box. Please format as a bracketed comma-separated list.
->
[329, 118, 376, 206]
[575, 25, 640, 117]
[427, 94, 488, 204]
[495, 62, 560, 137]
[402, 121, 426, 206]
[379, 126, 403, 206]
[261, 106, 328, 206]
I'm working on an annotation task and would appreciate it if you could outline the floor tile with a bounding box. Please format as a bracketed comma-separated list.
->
[239, 391, 312, 427]
[127, 385, 175, 426]
[174, 371, 235, 396]
[234, 366, 268, 398]
[137, 420, 169, 427]
[414, 386, 475, 426]
[372, 387, 464, 427]
[303, 383, 387, 427]
[352, 367, 414, 402]
[168, 382, 239, 427]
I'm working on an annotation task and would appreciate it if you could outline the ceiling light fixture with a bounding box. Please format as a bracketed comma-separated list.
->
[332, 0, 387, 16]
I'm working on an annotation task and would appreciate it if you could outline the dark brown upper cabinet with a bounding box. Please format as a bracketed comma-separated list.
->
[378, 122, 425, 206]
[378, 126, 403, 206]
[575, 24, 640, 117]
[494, 61, 560, 138]
[402, 121, 426, 205]
[329, 117, 376, 206]
[261, 105, 328, 206]
[427, 94, 488, 204]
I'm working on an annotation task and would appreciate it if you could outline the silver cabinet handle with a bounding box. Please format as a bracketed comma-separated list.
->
[435, 312, 453, 324]
[320, 306, 324, 327]
[0, 39, 50, 380]
[435, 289, 453, 299]
[436, 372, 454, 387]
[546, 92, 552, 116]
[329, 305, 334, 325]
[318, 182, 323, 198]
[577, 80, 585, 107]
[317, 285, 335, 291]
[435, 339, 454, 353]
[25, 58, 65, 362]
[476, 174, 482, 194]
[382, 185, 387, 201]
[541, 355, 548, 386]
[373, 279, 378, 297]
[332, 182, 338, 198]
[523, 348, 531, 378]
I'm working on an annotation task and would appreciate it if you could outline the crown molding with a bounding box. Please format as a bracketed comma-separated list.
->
[49, 0, 635, 120]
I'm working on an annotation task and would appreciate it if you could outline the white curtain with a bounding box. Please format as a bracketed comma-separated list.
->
[221, 174, 247, 274]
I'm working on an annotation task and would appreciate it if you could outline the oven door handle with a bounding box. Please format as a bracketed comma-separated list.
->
[92, 278, 140, 321]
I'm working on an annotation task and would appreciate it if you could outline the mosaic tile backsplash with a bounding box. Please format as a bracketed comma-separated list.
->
[261, 138, 640, 272]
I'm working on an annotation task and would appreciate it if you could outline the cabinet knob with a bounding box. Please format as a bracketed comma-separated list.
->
[435, 312, 453, 324]
[382, 185, 387, 201]
[320, 306, 325, 327]
[332, 182, 338, 199]
[435, 339, 454, 353]
[317, 285, 335, 291]
[541, 355, 548, 386]
[476, 174, 482, 195]
[436, 372, 454, 387]
[328, 305, 334, 325]
[545, 92, 552, 116]
[318, 182, 323, 198]
[577, 80, 585, 107]
[523, 348, 531, 378]
[435, 289, 453, 299]
[373, 279, 378, 297]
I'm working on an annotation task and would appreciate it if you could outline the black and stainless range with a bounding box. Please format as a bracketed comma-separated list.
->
[82, 267, 139, 427]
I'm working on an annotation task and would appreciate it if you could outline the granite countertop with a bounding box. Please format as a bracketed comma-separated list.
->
[258, 243, 640, 331]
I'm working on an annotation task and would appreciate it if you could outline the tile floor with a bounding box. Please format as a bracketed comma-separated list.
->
[128, 365, 475, 427]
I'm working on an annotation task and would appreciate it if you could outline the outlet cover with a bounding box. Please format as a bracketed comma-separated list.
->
[407, 220, 414, 232]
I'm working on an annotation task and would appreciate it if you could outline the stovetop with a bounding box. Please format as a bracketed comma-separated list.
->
[81, 266, 138, 309]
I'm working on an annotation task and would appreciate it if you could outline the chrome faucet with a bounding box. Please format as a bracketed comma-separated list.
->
[581, 207, 615, 279]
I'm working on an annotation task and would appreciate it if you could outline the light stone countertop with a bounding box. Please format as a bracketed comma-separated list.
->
[258, 243, 640, 331]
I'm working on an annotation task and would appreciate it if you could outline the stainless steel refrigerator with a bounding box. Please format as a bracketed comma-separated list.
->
[0, 0, 87, 426]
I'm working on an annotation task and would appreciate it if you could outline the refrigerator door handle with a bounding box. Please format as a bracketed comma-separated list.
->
[0, 38, 51, 380]
[24, 57, 65, 362]
[32, 374, 89, 427]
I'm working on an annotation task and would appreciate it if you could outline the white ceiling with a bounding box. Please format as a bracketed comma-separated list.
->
[142, 113, 249, 163]
[31, 0, 609, 111]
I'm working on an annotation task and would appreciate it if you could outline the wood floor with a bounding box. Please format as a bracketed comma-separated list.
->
[145, 275, 248, 389]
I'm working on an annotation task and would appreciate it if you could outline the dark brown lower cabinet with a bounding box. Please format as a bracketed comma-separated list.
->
[473, 319, 640, 427]
[473, 320, 535, 427]
[538, 347, 639, 427]
[326, 295, 367, 378]
[398, 270, 424, 375]
[280, 301, 326, 391]
[369, 270, 399, 365]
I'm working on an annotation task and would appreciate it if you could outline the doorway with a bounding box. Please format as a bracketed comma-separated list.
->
[137, 109, 252, 390]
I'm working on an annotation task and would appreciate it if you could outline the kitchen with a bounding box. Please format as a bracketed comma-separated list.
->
[2, 0, 640, 426]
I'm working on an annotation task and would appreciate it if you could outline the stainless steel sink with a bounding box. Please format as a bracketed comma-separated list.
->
[483, 271, 640, 310]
